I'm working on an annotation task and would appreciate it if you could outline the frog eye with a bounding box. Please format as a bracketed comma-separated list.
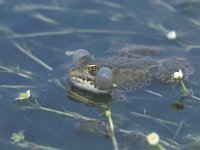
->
[95, 67, 113, 90]
[73, 49, 92, 65]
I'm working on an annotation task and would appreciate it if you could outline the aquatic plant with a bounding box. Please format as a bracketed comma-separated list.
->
[10, 131, 61, 150]
[0, 64, 33, 79]
[17, 92, 101, 122]
[172, 70, 188, 95]
[105, 109, 119, 150]
[148, 21, 178, 40]
[15, 90, 31, 101]
[105, 110, 114, 133]
[146, 132, 166, 150]
[166, 30, 177, 40]
[10, 131, 25, 143]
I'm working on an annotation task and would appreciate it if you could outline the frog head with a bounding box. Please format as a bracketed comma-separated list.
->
[68, 64, 113, 94]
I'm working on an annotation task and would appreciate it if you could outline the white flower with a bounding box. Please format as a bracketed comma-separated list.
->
[166, 30, 177, 40]
[146, 132, 160, 146]
[10, 131, 25, 143]
[15, 90, 31, 100]
[172, 70, 183, 80]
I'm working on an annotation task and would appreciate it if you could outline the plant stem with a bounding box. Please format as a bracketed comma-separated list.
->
[15, 141, 61, 150]
[157, 143, 166, 150]
[108, 115, 114, 133]
[11, 41, 53, 71]
[180, 80, 188, 95]
[105, 110, 119, 150]
[38, 105, 100, 122]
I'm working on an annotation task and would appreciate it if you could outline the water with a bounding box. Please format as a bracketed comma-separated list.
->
[0, 0, 200, 150]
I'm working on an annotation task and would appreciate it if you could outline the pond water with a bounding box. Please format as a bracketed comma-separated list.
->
[0, 0, 200, 150]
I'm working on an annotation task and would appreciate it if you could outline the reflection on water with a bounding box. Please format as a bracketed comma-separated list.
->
[0, 0, 200, 149]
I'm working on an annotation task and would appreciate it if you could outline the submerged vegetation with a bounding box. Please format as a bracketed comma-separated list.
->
[0, 0, 200, 150]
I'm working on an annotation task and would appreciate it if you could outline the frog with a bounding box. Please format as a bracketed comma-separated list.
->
[68, 44, 194, 94]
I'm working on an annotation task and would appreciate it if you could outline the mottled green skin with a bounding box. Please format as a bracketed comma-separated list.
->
[70, 45, 194, 92]
[92, 46, 194, 91]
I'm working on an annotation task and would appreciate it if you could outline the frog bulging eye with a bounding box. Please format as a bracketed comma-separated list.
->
[95, 67, 113, 90]
[73, 49, 92, 65]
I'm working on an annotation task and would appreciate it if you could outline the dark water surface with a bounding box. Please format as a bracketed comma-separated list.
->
[0, 0, 200, 150]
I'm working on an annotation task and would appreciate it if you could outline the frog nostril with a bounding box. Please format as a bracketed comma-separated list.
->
[95, 67, 113, 90]
[73, 49, 92, 65]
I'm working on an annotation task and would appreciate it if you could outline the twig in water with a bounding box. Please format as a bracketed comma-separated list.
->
[0, 64, 33, 79]
[189, 18, 200, 27]
[32, 13, 60, 25]
[48, 78, 66, 90]
[152, 0, 175, 12]
[0, 85, 34, 89]
[21, 100, 101, 123]
[16, 141, 61, 150]
[178, 41, 200, 52]
[14, 4, 67, 11]
[190, 95, 200, 101]
[130, 111, 178, 127]
[11, 41, 53, 71]
[38, 106, 99, 122]
[144, 89, 163, 97]
[173, 119, 184, 141]
[8, 28, 138, 38]
[89, 0, 123, 9]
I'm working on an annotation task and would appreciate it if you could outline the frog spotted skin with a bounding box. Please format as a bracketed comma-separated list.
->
[68, 45, 194, 94]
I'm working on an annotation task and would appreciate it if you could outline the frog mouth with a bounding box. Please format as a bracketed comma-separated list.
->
[68, 64, 112, 94]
